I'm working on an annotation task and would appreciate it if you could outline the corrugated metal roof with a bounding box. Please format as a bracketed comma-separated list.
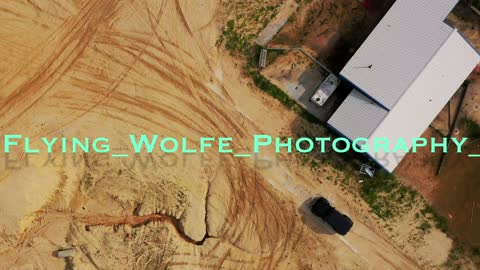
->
[340, 0, 459, 109]
[329, 0, 480, 172]
[365, 30, 480, 172]
[327, 90, 388, 140]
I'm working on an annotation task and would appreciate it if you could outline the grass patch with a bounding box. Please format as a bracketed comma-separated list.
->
[420, 205, 449, 233]
[359, 169, 449, 233]
[359, 170, 405, 219]
[418, 221, 432, 232]
[220, 20, 252, 56]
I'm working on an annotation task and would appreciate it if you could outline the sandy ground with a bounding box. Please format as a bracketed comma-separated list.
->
[0, 1, 457, 269]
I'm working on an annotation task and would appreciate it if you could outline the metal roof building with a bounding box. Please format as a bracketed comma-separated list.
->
[328, 0, 480, 173]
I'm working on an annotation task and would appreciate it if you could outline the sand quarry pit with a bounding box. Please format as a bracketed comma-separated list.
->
[0, 1, 456, 269]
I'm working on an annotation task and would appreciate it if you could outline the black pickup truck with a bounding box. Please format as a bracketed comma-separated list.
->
[311, 197, 353, 235]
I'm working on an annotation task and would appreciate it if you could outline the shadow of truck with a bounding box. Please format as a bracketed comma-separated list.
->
[298, 197, 336, 235]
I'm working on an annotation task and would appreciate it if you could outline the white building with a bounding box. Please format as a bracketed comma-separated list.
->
[327, 0, 480, 173]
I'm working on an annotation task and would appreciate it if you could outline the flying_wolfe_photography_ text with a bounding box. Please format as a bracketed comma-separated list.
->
[0, 134, 471, 155]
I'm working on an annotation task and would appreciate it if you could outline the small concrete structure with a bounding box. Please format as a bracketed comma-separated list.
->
[310, 74, 340, 107]
[55, 248, 76, 258]
[259, 49, 267, 68]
